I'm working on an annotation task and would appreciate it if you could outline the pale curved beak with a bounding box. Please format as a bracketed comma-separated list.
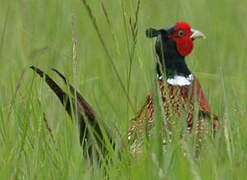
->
[190, 29, 206, 40]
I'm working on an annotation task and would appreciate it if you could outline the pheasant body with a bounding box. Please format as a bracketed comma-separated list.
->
[128, 77, 216, 142]
[128, 22, 219, 152]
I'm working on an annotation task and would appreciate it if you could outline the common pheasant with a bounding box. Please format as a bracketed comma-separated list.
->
[30, 21, 219, 159]
[128, 22, 219, 152]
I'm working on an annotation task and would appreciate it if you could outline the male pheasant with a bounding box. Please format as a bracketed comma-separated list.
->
[128, 22, 219, 152]
[30, 21, 219, 159]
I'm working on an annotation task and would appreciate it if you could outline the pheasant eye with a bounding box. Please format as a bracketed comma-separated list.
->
[178, 30, 185, 37]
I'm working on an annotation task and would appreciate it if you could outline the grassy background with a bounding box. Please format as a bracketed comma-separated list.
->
[1, 0, 247, 179]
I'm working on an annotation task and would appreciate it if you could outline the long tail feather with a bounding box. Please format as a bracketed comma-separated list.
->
[50, 68, 114, 144]
[51, 68, 96, 121]
[30, 66, 73, 115]
[30, 66, 114, 158]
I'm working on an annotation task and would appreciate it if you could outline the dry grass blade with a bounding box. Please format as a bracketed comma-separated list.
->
[0, 4, 9, 57]
[129, 0, 140, 45]
[126, 0, 141, 104]
[42, 112, 55, 143]
[100, 1, 111, 26]
[71, 12, 78, 81]
[80, 0, 135, 112]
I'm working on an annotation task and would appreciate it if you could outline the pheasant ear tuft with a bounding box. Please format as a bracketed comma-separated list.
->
[146, 28, 160, 38]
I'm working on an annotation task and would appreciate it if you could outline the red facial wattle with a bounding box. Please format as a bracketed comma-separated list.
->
[169, 21, 194, 57]
[175, 36, 193, 57]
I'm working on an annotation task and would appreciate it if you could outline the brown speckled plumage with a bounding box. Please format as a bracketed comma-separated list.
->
[128, 78, 219, 153]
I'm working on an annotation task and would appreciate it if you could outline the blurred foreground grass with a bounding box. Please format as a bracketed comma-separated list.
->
[0, 0, 247, 179]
